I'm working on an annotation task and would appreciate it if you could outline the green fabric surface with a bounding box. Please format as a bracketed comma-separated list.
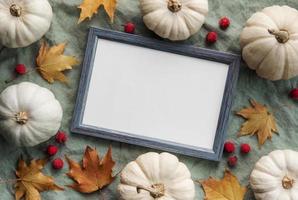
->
[0, 0, 298, 199]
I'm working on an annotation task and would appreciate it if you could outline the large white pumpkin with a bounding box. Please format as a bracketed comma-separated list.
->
[140, 0, 208, 41]
[0, 0, 53, 48]
[250, 150, 298, 200]
[0, 82, 63, 146]
[118, 152, 195, 200]
[240, 5, 298, 80]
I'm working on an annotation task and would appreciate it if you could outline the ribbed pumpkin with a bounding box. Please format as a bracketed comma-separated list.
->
[0, 82, 63, 146]
[240, 5, 298, 80]
[0, 0, 53, 48]
[140, 0, 208, 41]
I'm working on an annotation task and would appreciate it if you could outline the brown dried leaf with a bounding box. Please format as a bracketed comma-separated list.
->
[36, 41, 79, 84]
[200, 170, 247, 200]
[15, 158, 63, 200]
[237, 99, 278, 146]
[66, 146, 115, 193]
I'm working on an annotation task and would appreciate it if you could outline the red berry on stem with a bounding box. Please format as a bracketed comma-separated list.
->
[47, 145, 58, 156]
[124, 22, 135, 34]
[219, 17, 230, 29]
[224, 141, 235, 153]
[206, 32, 217, 44]
[240, 143, 251, 154]
[289, 88, 298, 100]
[15, 64, 27, 75]
[228, 156, 238, 167]
[52, 158, 64, 170]
[55, 131, 67, 143]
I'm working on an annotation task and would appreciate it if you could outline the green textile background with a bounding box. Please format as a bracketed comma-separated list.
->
[1, 0, 298, 199]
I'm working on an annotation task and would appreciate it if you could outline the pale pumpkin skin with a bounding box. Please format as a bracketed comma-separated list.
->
[240, 5, 298, 80]
[140, 0, 208, 41]
[118, 152, 195, 200]
[0, 82, 63, 146]
[0, 0, 53, 48]
[250, 150, 298, 200]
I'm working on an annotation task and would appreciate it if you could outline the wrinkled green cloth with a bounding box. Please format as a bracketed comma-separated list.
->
[0, 0, 298, 199]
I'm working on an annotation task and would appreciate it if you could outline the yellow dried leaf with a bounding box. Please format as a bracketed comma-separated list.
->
[66, 146, 115, 193]
[78, 0, 117, 23]
[237, 99, 278, 146]
[15, 158, 63, 200]
[101, 0, 117, 22]
[78, 0, 101, 23]
[200, 170, 247, 200]
[36, 41, 79, 84]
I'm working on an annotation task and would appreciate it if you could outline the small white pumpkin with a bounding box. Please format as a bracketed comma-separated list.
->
[118, 152, 195, 200]
[240, 5, 298, 80]
[140, 0, 208, 41]
[0, 0, 53, 48]
[0, 82, 63, 146]
[250, 150, 298, 200]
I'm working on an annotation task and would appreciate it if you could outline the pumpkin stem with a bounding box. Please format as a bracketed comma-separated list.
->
[268, 29, 290, 43]
[168, 0, 182, 12]
[137, 183, 165, 198]
[10, 4, 22, 17]
[282, 176, 294, 189]
[15, 112, 28, 125]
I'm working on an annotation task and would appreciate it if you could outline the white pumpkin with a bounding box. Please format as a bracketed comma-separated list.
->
[240, 5, 298, 80]
[118, 152, 195, 200]
[0, 82, 63, 146]
[250, 150, 298, 200]
[0, 0, 53, 48]
[140, 0, 208, 41]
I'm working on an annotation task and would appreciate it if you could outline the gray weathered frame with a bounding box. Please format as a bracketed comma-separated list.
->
[71, 27, 240, 161]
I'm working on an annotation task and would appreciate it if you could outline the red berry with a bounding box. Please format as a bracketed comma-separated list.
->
[47, 145, 58, 156]
[228, 156, 238, 167]
[55, 131, 67, 143]
[219, 17, 230, 29]
[52, 158, 64, 170]
[240, 143, 251, 154]
[15, 64, 27, 75]
[124, 22, 135, 34]
[289, 88, 298, 100]
[224, 141, 235, 153]
[206, 32, 217, 44]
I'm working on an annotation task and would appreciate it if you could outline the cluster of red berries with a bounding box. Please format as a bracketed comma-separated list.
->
[224, 141, 250, 167]
[15, 64, 27, 75]
[46, 131, 68, 170]
[206, 17, 231, 44]
[289, 88, 298, 100]
[124, 22, 136, 34]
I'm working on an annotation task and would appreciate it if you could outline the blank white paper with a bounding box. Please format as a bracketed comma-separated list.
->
[82, 39, 229, 150]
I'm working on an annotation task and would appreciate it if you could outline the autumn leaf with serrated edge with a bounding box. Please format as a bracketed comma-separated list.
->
[36, 41, 79, 84]
[78, 0, 117, 23]
[199, 170, 247, 200]
[237, 99, 278, 146]
[65, 146, 115, 193]
[15, 158, 63, 200]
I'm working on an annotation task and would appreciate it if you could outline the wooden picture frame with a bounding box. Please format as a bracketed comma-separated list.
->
[71, 27, 240, 161]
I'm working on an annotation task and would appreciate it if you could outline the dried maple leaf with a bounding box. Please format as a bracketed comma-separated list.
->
[236, 99, 278, 146]
[78, 0, 117, 23]
[15, 158, 63, 200]
[36, 41, 79, 84]
[66, 146, 115, 193]
[200, 170, 247, 200]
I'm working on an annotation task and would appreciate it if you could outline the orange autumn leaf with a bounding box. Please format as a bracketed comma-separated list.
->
[237, 99, 278, 146]
[200, 170, 247, 200]
[15, 158, 63, 200]
[66, 146, 115, 193]
[78, 0, 117, 23]
[36, 41, 79, 84]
